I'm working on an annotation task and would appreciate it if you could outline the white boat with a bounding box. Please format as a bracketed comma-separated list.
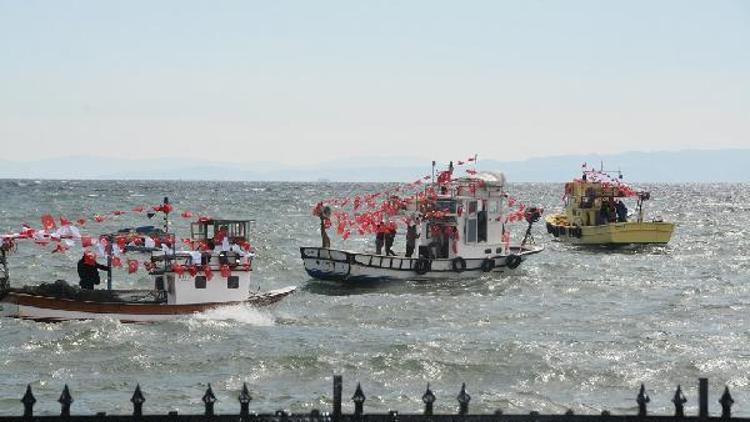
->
[0, 218, 295, 322]
[301, 171, 544, 282]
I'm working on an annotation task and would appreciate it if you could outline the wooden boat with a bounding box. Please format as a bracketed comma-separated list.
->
[301, 171, 544, 283]
[545, 167, 674, 246]
[0, 219, 295, 322]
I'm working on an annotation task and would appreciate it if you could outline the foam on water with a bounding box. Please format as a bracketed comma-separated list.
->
[191, 304, 276, 326]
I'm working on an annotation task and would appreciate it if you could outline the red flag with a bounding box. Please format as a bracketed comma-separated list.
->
[127, 259, 139, 273]
[41, 214, 56, 231]
[204, 266, 213, 281]
[51, 243, 68, 254]
[162, 203, 173, 214]
[94, 215, 106, 223]
[112, 210, 126, 216]
[112, 256, 122, 267]
[59, 216, 72, 226]
[188, 265, 198, 277]
[81, 236, 93, 248]
[132, 206, 145, 213]
[180, 211, 193, 218]
[220, 264, 231, 278]
[77, 218, 87, 226]
[172, 262, 185, 277]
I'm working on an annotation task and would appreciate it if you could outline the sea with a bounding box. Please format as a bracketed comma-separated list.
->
[0, 180, 748, 416]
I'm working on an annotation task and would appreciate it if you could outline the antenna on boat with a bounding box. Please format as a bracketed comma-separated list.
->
[431, 161, 436, 185]
[163, 197, 170, 234]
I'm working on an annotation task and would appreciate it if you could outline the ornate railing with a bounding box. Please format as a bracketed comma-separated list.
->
[1, 376, 745, 421]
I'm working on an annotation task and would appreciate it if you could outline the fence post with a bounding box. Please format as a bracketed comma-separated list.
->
[333, 375, 342, 422]
[719, 386, 734, 420]
[202, 384, 217, 417]
[699, 378, 708, 418]
[456, 383, 470, 416]
[131, 384, 145, 417]
[21, 384, 36, 418]
[422, 384, 436, 416]
[58, 384, 73, 417]
[239, 382, 252, 418]
[672, 385, 686, 418]
[637, 384, 649, 417]
[352, 382, 366, 417]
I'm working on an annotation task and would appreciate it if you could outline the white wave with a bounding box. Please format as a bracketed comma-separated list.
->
[192, 304, 275, 326]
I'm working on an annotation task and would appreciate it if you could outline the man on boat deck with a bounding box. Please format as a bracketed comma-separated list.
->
[375, 222, 385, 254]
[384, 224, 397, 257]
[77, 252, 111, 290]
[405, 222, 420, 258]
[615, 200, 628, 222]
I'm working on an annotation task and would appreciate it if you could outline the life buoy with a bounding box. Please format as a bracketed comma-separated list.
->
[505, 254, 522, 270]
[481, 258, 495, 272]
[414, 258, 430, 275]
[451, 257, 466, 273]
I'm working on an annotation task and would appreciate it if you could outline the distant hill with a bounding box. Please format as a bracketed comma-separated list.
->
[0, 149, 748, 182]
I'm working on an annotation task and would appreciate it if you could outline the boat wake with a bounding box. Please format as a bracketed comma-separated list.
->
[191, 304, 275, 326]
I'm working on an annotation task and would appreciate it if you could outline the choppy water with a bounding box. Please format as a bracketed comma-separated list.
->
[0, 180, 748, 416]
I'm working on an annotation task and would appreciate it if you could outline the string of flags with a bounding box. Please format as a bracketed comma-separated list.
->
[0, 202, 252, 276]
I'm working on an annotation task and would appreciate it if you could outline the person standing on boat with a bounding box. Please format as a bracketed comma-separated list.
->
[615, 200, 628, 222]
[375, 222, 385, 254]
[405, 222, 420, 258]
[77, 252, 110, 290]
[384, 223, 397, 256]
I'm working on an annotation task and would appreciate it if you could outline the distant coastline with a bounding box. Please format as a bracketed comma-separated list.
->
[1, 148, 748, 183]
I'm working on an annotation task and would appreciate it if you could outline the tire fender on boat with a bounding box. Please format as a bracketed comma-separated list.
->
[451, 257, 466, 273]
[481, 258, 495, 272]
[505, 254, 522, 270]
[414, 258, 431, 275]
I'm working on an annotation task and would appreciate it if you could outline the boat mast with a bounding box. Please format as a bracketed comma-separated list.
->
[106, 235, 113, 290]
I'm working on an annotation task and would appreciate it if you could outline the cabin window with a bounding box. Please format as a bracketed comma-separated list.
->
[435, 199, 457, 214]
[466, 218, 477, 243]
[227, 276, 239, 289]
[468, 201, 478, 215]
[478, 210, 488, 242]
[155, 276, 165, 291]
[488, 200, 500, 214]
[195, 276, 207, 289]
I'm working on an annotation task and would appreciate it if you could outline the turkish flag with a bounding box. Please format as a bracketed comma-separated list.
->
[127, 259, 139, 273]
[41, 214, 56, 231]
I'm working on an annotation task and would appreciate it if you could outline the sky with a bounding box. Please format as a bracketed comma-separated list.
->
[0, 1, 748, 165]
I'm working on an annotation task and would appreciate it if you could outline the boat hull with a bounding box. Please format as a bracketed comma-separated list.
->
[545, 215, 674, 245]
[300, 246, 543, 283]
[0, 286, 295, 323]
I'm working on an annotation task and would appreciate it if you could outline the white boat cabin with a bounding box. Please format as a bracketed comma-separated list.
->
[417, 172, 509, 260]
[150, 219, 255, 305]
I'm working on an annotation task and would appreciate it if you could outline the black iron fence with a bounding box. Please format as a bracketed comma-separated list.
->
[1, 376, 746, 422]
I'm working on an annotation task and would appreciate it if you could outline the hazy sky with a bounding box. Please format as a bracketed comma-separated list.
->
[1, 1, 748, 165]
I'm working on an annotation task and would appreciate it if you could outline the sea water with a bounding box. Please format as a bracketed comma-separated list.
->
[0, 180, 748, 416]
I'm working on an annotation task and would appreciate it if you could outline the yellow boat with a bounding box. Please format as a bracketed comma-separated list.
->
[545, 168, 674, 246]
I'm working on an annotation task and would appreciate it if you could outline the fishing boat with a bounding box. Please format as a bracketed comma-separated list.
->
[301, 167, 545, 282]
[544, 166, 674, 246]
[0, 217, 295, 322]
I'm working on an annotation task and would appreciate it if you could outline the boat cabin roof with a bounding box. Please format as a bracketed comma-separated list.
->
[190, 219, 254, 241]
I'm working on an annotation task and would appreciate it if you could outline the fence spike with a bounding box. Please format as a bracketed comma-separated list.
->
[637, 383, 650, 417]
[422, 383, 436, 416]
[456, 383, 470, 415]
[352, 382, 366, 416]
[131, 384, 145, 417]
[719, 386, 734, 419]
[202, 383, 217, 416]
[239, 383, 252, 418]
[672, 385, 687, 418]
[21, 384, 36, 418]
[58, 384, 73, 417]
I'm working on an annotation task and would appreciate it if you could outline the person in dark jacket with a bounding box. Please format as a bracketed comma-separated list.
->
[375, 223, 385, 254]
[405, 223, 420, 258]
[384, 226, 397, 256]
[615, 200, 628, 222]
[77, 254, 110, 290]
